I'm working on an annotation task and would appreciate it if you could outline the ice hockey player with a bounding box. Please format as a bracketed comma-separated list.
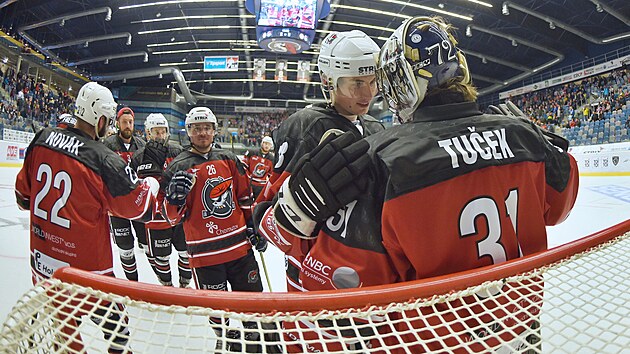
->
[161, 106, 268, 352]
[260, 16, 579, 352]
[15, 82, 161, 353]
[130, 113, 192, 287]
[103, 107, 147, 281]
[253, 29, 384, 284]
[242, 135, 274, 199]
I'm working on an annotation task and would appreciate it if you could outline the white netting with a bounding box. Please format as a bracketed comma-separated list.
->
[1, 230, 628, 353]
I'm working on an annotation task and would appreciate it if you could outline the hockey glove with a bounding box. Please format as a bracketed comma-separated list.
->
[138, 140, 168, 177]
[275, 130, 370, 238]
[246, 228, 268, 252]
[165, 170, 195, 206]
[488, 101, 569, 151]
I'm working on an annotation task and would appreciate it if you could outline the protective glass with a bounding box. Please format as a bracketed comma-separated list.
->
[335, 76, 378, 99]
[190, 124, 215, 135]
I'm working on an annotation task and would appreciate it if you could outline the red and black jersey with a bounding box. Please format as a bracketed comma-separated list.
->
[162, 149, 254, 268]
[103, 134, 146, 164]
[242, 149, 274, 188]
[260, 101, 579, 352]
[254, 103, 385, 293]
[131, 141, 184, 231]
[258, 103, 385, 203]
[15, 127, 157, 283]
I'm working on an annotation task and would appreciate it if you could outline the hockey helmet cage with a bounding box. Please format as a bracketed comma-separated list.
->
[318, 30, 380, 94]
[57, 113, 77, 128]
[377, 16, 471, 122]
[185, 106, 217, 136]
[145, 113, 170, 140]
[74, 82, 117, 138]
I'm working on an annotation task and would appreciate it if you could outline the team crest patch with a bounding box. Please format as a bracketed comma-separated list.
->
[253, 162, 269, 178]
[613, 156, 619, 166]
[248, 269, 259, 283]
[201, 176, 235, 219]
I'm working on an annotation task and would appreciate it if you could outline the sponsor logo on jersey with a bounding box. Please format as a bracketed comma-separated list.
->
[303, 255, 331, 276]
[32, 223, 76, 249]
[44, 131, 84, 156]
[437, 127, 514, 169]
[32, 249, 70, 279]
[201, 176, 235, 219]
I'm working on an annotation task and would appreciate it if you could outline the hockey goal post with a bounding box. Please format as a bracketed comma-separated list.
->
[1, 220, 629, 354]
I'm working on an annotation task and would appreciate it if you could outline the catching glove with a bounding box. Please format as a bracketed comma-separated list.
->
[165, 170, 195, 206]
[275, 130, 370, 238]
[246, 228, 268, 252]
[138, 140, 168, 177]
[489, 101, 569, 151]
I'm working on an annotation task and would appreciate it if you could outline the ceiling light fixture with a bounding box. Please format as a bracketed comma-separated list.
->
[502, 3, 510, 16]
[511, 39, 518, 46]
[138, 25, 254, 35]
[466, 0, 492, 7]
[595, 3, 603, 13]
[466, 25, 472, 37]
[549, 22, 556, 30]
[376, 0, 473, 21]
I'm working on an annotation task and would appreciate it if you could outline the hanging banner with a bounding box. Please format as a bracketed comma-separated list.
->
[204, 56, 239, 72]
[253, 58, 266, 80]
[275, 59, 288, 81]
[297, 60, 311, 82]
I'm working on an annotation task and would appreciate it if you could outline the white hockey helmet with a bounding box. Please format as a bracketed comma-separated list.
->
[74, 82, 117, 138]
[145, 113, 170, 140]
[317, 30, 380, 95]
[261, 136, 273, 147]
[185, 106, 217, 136]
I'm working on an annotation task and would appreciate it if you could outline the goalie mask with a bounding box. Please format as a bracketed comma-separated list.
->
[376, 16, 471, 123]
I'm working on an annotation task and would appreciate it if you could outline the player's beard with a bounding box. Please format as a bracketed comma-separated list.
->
[119, 128, 133, 140]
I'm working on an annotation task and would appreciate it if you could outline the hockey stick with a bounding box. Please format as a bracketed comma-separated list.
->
[259, 252, 272, 292]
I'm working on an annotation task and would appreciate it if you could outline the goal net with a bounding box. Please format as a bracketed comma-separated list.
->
[1, 220, 628, 353]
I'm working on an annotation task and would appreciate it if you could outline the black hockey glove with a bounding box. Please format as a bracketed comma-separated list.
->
[165, 170, 195, 206]
[274, 130, 370, 238]
[138, 140, 168, 177]
[246, 228, 268, 252]
[489, 101, 569, 151]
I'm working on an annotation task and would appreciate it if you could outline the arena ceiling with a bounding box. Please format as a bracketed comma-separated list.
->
[1, 0, 629, 109]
